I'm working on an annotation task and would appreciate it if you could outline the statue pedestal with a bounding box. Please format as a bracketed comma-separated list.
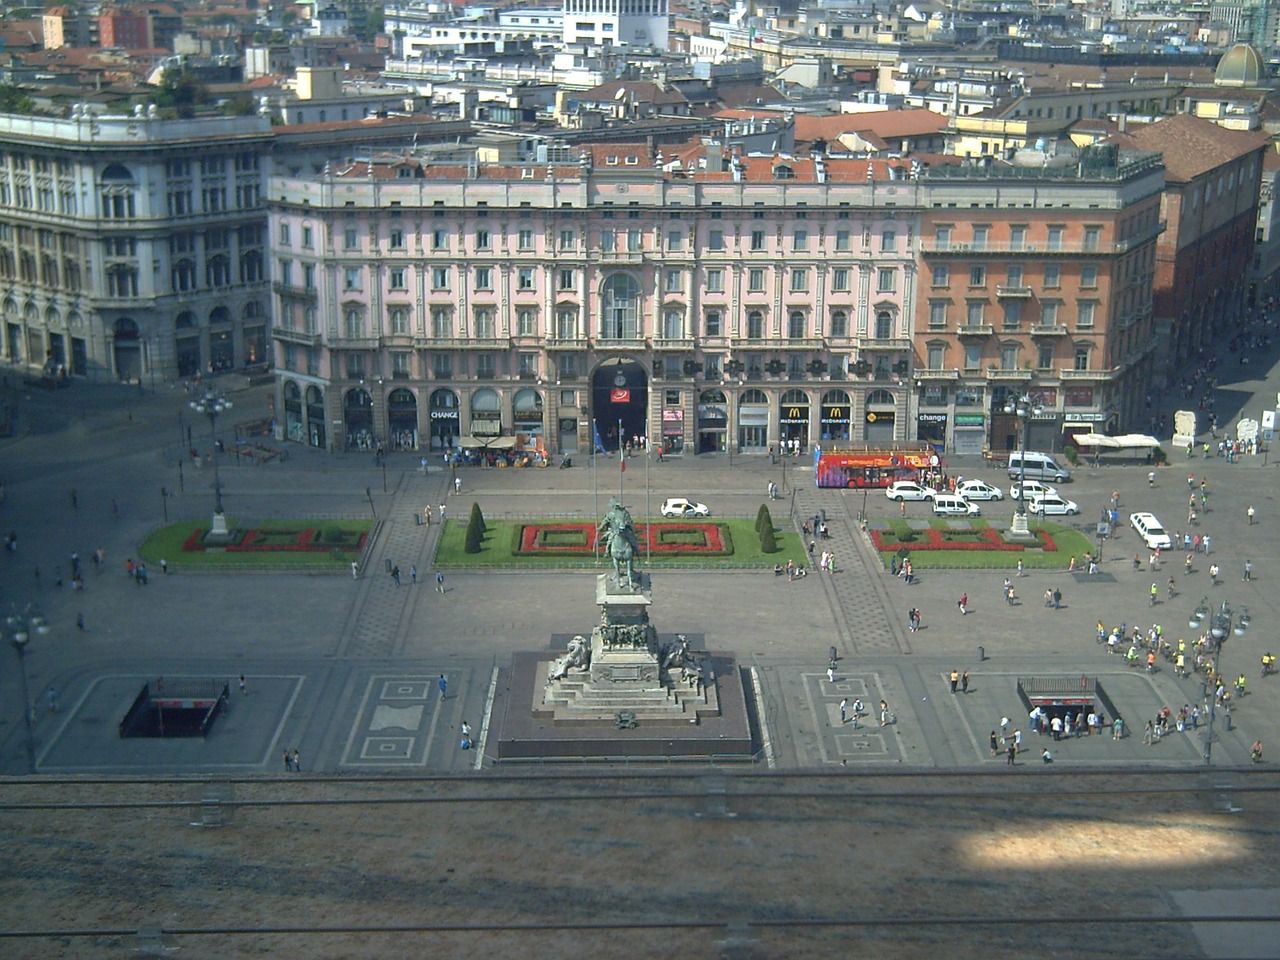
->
[537, 574, 719, 722]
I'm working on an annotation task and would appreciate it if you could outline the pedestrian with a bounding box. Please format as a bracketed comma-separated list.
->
[827, 663, 835, 683]
[1016, 559, 1024, 577]
[1202, 535, 1211, 555]
[1052, 588, 1061, 610]
[238, 674, 247, 696]
[949, 669, 959, 693]
[1243, 560, 1252, 582]
[839, 697, 848, 724]
[1247, 505, 1256, 525]
[439, 503, 447, 523]
[958, 592, 968, 615]
[1050, 716, 1062, 740]
[283, 750, 293, 772]
[351, 561, 359, 579]
[1040, 748, 1053, 764]
[436, 571, 445, 593]
[391, 565, 401, 586]
[999, 716, 1010, 738]
[438, 674, 448, 699]
[990, 731, 999, 755]
[292, 749, 300, 772]
[1209, 563, 1220, 585]
[961, 671, 969, 694]
[1006, 742, 1017, 765]
[410, 564, 418, 585]
[1148, 470, 1155, 487]
[1150, 582, 1159, 606]
[880, 699, 889, 727]
[454, 476, 462, 494]
[126, 558, 134, 579]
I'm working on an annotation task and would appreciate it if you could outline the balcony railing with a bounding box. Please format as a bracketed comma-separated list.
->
[593, 337, 647, 350]
[1059, 368, 1110, 379]
[272, 281, 317, 301]
[996, 285, 1034, 298]
[957, 324, 995, 336]
[328, 336, 380, 350]
[545, 336, 588, 350]
[273, 327, 320, 347]
[916, 368, 960, 380]
[859, 337, 913, 350]
[1030, 324, 1069, 336]
[987, 369, 1034, 380]
[652, 337, 696, 351]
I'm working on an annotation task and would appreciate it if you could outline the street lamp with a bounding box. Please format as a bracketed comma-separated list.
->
[7, 604, 49, 773]
[190, 389, 232, 538]
[1003, 392, 1043, 538]
[1189, 598, 1249, 764]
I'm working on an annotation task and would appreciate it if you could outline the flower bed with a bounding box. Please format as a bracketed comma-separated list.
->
[516, 522, 732, 556]
[871, 526, 1058, 553]
[183, 525, 368, 553]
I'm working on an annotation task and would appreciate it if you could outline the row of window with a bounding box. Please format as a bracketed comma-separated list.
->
[922, 342, 1093, 372]
[171, 253, 264, 292]
[928, 299, 1097, 329]
[315, 304, 896, 342]
[0, 250, 82, 290]
[933, 262, 1104, 290]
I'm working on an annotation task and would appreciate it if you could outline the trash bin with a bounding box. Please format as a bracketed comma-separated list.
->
[384, 558, 392, 573]
[977, 645, 985, 662]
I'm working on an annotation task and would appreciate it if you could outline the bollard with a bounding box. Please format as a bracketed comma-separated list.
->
[384, 558, 392, 573]
[414, 513, 423, 526]
[829, 646, 837, 665]
[977, 645, 985, 662]
[1225, 707, 1232, 732]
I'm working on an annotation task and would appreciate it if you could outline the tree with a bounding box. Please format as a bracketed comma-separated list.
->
[0, 85, 35, 115]
[759, 522, 778, 554]
[464, 502, 485, 554]
[468, 501, 486, 533]
[756, 503, 773, 535]
[150, 69, 209, 119]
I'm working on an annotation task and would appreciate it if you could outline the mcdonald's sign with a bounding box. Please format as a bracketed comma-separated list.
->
[820, 405, 850, 425]
[779, 404, 809, 426]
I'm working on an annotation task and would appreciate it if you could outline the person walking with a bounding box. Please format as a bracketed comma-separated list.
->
[292, 749, 301, 772]
[949, 670, 959, 694]
[839, 698, 848, 724]
[391, 565, 401, 586]
[351, 561, 359, 579]
[238, 674, 247, 696]
[283, 750, 292, 772]
[961, 671, 970, 694]
[454, 476, 462, 494]
[436, 571, 445, 593]
[1016, 559, 1025, 578]
[439, 503, 447, 523]
[958, 592, 968, 615]
[1243, 560, 1253, 582]
[990, 731, 999, 756]
[1209, 563, 1220, 586]
[827, 663, 836, 683]
[438, 674, 448, 699]
[410, 564, 418, 585]
[1006, 742, 1018, 766]
[1247, 505, 1256, 525]
[1052, 588, 1062, 610]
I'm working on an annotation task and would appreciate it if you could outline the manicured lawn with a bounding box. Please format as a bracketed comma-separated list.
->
[138, 519, 374, 571]
[435, 518, 806, 570]
[869, 518, 1094, 570]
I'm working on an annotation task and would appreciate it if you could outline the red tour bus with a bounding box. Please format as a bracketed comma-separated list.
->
[814, 443, 938, 489]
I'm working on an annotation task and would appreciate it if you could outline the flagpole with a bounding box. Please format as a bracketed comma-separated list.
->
[618, 417, 624, 501]
[645, 432, 651, 566]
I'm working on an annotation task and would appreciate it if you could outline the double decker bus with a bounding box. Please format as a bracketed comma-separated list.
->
[814, 443, 938, 489]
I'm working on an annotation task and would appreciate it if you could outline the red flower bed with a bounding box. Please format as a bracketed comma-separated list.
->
[871, 526, 1057, 553]
[517, 523, 729, 555]
[182, 527, 367, 553]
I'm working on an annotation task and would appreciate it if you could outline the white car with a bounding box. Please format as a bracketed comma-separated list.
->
[955, 479, 1004, 502]
[660, 497, 710, 518]
[884, 481, 937, 502]
[1009, 479, 1058, 500]
[1027, 494, 1081, 516]
[1130, 512, 1173, 550]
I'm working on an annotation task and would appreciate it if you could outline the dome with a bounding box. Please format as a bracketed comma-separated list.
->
[1214, 43, 1265, 87]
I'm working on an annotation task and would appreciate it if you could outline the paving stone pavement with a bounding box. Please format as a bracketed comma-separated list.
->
[790, 472, 913, 658]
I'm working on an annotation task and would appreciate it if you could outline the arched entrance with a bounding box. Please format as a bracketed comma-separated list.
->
[283, 380, 304, 442]
[305, 385, 326, 448]
[429, 388, 460, 451]
[738, 388, 769, 452]
[513, 388, 544, 451]
[209, 305, 233, 371]
[344, 387, 375, 450]
[113, 318, 141, 382]
[387, 388, 418, 450]
[864, 388, 898, 443]
[592, 357, 648, 451]
[820, 389, 852, 443]
[697, 389, 727, 454]
[175, 311, 200, 377]
[779, 388, 811, 451]
[470, 387, 502, 442]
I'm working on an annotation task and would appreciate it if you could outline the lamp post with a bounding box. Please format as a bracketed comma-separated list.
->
[8, 604, 49, 773]
[1003, 392, 1043, 538]
[190, 389, 232, 538]
[1190, 598, 1249, 764]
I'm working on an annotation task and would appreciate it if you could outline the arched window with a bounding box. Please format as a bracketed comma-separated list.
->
[389, 307, 410, 336]
[344, 308, 363, 339]
[875, 310, 894, 339]
[172, 259, 197, 292]
[740, 388, 768, 404]
[114, 318, 140, 340]
[243, 301, 262, 321]
[207, 255, 230, 288]
[747, 310, 764, 339]
[600, 273, 640, 339]
[699, 388, 726, 404]
[209, 306, 232, 326]
[513, 388, 543, 415]
[830, 310, 849, 338]
[662, 308, 683, 340]
[240, 250, 263, 283]
[788, 310, 806, 339]
[822, 389, 851, 406]
[471, 388, 501, 412]
[781, 388, 807, 405]
[866, 388, 895, 406]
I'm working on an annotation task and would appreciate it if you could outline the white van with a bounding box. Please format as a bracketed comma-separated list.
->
[932, 493, 981, 516]
[1007, 451, 1071, 483]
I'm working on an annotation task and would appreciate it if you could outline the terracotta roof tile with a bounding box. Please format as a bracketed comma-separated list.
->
[1108, 113, 1269, 181]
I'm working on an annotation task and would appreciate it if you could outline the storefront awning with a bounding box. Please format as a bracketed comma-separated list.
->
[457, 434, 517, 449]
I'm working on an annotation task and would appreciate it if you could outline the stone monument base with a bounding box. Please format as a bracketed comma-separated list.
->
[489, 641, 755, 763]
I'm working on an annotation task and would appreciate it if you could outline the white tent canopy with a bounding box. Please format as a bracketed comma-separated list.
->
[1073, 433, 1160, 450]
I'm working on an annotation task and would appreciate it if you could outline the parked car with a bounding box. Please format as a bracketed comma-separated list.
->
[885, 481, 937, 502]
[660, 497, 710, 518]
[1130, 512, 1173, 550]
[932, 493, 981, 516]
[1008, 479, 1058, 500]
[955, 479, 1004, 501]
[1027, 494, 1080, 516]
